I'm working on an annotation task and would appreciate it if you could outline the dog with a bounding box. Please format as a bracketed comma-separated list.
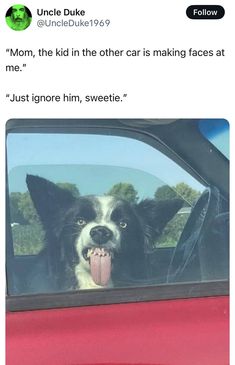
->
[25, 174, 183, 293]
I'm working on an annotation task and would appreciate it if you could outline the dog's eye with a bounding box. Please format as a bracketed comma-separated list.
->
[77, 218, 87, 226]
[119, 221, 128, 229]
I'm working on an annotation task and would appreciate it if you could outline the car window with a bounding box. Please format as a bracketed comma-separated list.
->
[6, 123, 229, 301]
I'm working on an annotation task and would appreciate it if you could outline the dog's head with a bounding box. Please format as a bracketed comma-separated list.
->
[26, 175, 183, 288]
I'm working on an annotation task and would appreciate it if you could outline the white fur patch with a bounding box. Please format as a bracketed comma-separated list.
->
[75, 196, 120, 289]
[97, 196, 115, 222]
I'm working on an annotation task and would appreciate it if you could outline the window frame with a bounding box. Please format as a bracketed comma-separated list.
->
[6, 119, 229, 311]
[7, 281, 229, 312]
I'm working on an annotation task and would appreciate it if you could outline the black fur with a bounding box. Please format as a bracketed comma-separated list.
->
[25, 174, 183, 293]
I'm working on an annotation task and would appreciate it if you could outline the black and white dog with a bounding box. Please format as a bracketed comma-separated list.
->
[25, 175, 183, 293]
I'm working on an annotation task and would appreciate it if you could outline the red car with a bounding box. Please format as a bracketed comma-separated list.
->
[6, 119, 229, 365]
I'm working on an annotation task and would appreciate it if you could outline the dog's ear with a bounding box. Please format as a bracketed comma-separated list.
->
[26, 174, 75, 228]
[136, 198, 183, 239]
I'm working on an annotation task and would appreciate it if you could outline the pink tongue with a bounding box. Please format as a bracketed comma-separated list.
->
[90, 248, 112, 286]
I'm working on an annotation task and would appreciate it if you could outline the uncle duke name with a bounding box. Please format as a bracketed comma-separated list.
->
[37, 9, 86, 16]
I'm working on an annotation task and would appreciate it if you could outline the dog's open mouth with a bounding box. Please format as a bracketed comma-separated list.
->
[83, 247, 113, 286]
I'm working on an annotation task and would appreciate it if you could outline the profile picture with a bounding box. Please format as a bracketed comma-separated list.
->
[6, 4, 32, 31]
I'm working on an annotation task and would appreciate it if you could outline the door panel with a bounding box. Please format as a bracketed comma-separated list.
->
[6, 296, 229, 365]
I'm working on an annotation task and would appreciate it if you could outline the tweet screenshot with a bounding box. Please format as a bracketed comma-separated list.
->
[1, 1, 233, 364]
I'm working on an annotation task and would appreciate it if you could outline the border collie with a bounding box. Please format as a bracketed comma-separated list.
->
[25, 175, 183, 293]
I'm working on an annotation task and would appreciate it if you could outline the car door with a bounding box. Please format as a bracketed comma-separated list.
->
[6, 118, 229, 365]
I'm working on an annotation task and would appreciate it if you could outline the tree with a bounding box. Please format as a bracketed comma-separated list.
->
[56, 183, 80, 198]
[174, 183, 200, 206]
[155, 183, 200, 206]
[154, 185, 177, 201]
[17, 192, 41, 225]
[107, 183, 139, 203]
[9, 192, 27, 224]
[154, 182, 201, 247]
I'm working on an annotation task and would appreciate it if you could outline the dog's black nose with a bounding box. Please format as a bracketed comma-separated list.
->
[90, 226, 113, 244]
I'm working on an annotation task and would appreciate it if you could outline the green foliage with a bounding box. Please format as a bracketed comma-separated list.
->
[9, 191, 40, 225]
[18, 192, 41, 224]
[12, 223, 44, 255]
[107, 183, 139, 203]
[56, 183, 80, 198]
[9, 192, 27, 224]
[154, 182, 200, 247]
[174, 182, 200, 206]
[156, 212, 189, 247]
[155, 183, 200, 206]
[155, 185, 177, 200]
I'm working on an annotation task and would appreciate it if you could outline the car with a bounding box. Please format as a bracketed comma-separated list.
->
[6, 118, 229, 365]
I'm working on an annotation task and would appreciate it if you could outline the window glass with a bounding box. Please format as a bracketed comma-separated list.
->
[6, 131, 228, 296]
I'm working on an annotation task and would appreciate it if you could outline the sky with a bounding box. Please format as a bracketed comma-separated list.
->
[6, 129, 216, 198]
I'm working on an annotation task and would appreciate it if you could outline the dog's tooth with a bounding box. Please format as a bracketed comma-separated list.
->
[87, 248, 96, 258]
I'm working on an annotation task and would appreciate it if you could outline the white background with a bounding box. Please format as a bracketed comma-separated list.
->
[1, 0, 234, 363]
